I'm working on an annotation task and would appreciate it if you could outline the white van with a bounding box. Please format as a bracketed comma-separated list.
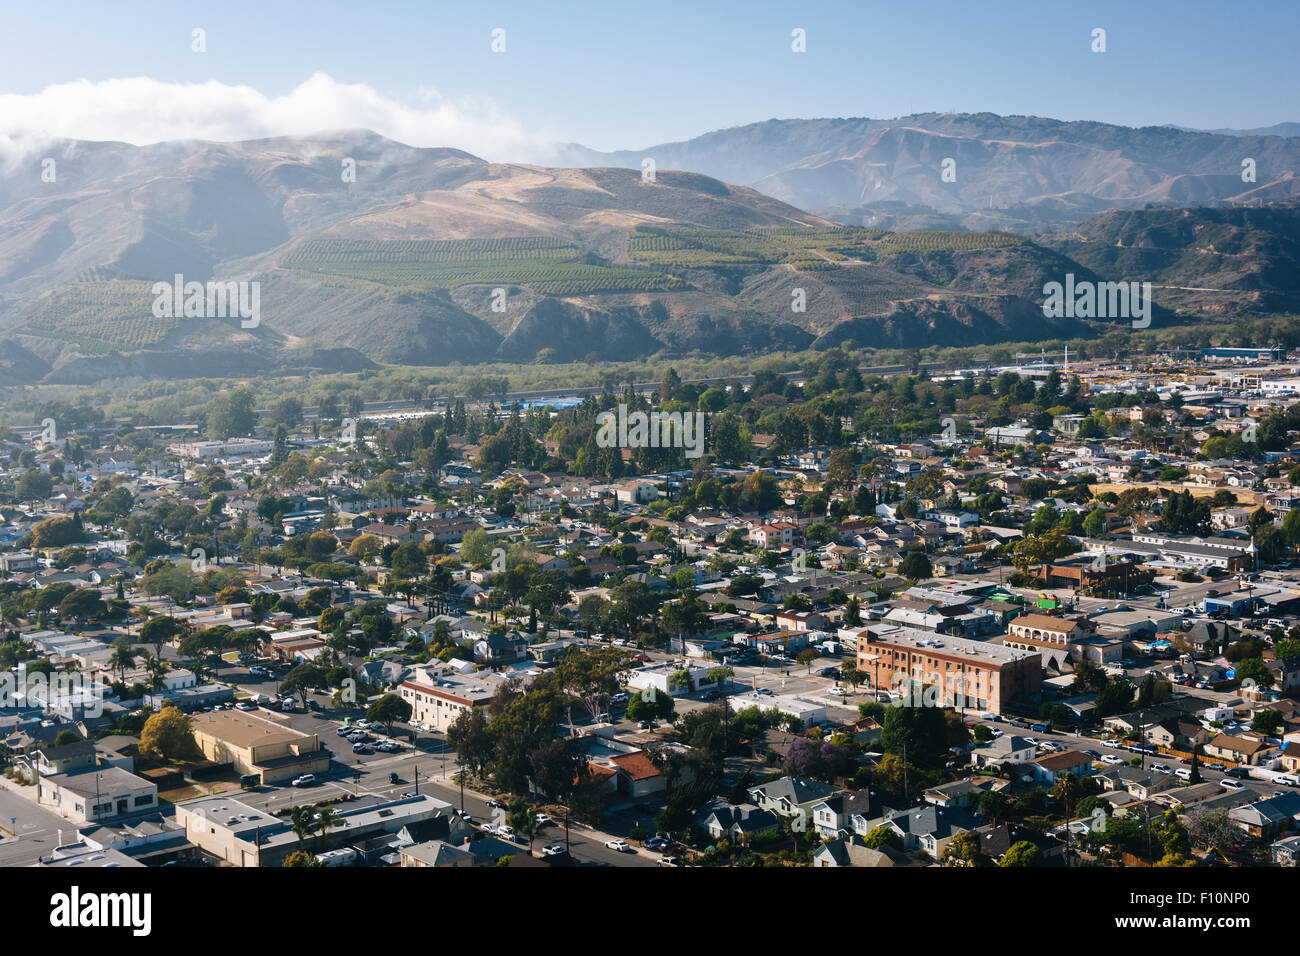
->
[1174, 767, 1192, 781]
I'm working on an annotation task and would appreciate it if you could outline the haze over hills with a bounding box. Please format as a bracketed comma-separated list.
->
[0, 123, 1296, 386]
[556, 113, 1300, 232]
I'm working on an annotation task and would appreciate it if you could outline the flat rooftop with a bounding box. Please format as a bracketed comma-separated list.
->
[863, 625, 1038, 665]
[190, 709, 313, 748]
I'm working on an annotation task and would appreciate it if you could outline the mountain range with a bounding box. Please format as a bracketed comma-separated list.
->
[1, 114, 1298, 386]
[557, 113, 1300, 232]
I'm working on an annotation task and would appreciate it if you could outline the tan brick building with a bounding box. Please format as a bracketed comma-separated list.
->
[854, 624, 1041, 715]
[190, 710, 331, 785]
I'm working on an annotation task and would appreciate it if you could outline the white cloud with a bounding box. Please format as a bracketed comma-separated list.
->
[0, 72, 554, 166]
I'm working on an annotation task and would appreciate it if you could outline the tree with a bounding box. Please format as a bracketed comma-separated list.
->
[626, 688, 675, 722]
[282, 850, 320, 867]
[1251, 709, 1284, 735]
[290, 806, 318, 847]
[15, 470, 54, 502]
[897, 551, 932, 581]
[140, 615, 182, 658]
[1235, 656, 1274, 690]
[315, 805, 343, 849]
[109, 637, 137, 684]
[843, 596, 862, 627]
[57, 588, 106, 624]
[552, 646, 633, 721]
[796, 648, 821, 673]
[863, 824, 903, 851]
[446, 707, 493, 776]
[139, 705, 202, 760]
[366, 694, 413, 735]
[880, 705, 950, 769]
[1095, 679, 1135, 718]
[1000, 841, 1042, 867]
[507, 800, 541, 852]
[205, 388, 256, 440]
[942, 830, 988, 866]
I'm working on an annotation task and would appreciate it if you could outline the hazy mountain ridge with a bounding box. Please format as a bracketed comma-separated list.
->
[557, 113, 1300, 231]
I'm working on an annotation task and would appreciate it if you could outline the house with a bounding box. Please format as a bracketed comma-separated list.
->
[747, 776, 842, 827]
[880, 805, 982, 859]
[400, 841, 473, 868]
[922, 780, 982, 809]
[812, 835, 917, 867]
[614, 480, 658, 505]
[1204, 733, 1271, 766]
[1271, 834, 1300, 866]
[25, 739, 97, 776]
[1026, 750, 1096, 785]
[970, 735, 1037, 768]
[806, 790, 868, 837]
[699, 803, 780, 841]
[976, 823, 1066, 865]
[1228, 792, 1300, 839]
[472, 629, 529, 664]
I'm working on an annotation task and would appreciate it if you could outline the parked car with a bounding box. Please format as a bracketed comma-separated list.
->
[605, 839, 633, 853]
[1100, 754, 1124, 765]
[291, 774, 316, 787]
[1219, 778, 1246, 791]
[657, 857, 680, 866]
[542, 845, 566, 857]
[645, 836, 670, 851]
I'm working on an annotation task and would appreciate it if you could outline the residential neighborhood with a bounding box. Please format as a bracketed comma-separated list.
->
[2, 350, 1300, 886]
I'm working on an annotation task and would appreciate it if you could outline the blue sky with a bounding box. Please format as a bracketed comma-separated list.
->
[1, 0, 1296, 155]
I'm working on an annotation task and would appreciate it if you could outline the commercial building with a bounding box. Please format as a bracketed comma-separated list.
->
[398, 670, 494, 733]
[37, 766, 159, 825]
[189, 710, 331, 786]
[176, 793, 462, 867]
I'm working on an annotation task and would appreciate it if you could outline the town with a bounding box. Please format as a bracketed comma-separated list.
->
[3, 344, 1300, 871]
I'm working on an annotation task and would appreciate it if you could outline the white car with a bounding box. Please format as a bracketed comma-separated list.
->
[1100, 754, 1124, 765]
[542, 845, 566, 857]
[1219, 778, 1246, 791]
[481, 823, 498, 834]
[291, 774, 316, 787]
[828, 687, 849, 697]
[605, 839, 633, 853]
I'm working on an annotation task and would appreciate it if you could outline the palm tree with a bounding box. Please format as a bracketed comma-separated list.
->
[109, 637, 137, 685]
[314, 806, 343, 850]
[143, 652, 169, 691]
[507, 803, 540, 854]
[289, 806, 318, 847]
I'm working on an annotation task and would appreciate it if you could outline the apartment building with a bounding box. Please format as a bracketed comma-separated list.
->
[399, 670, 495, 732]
[852, 624, 1042, 715]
